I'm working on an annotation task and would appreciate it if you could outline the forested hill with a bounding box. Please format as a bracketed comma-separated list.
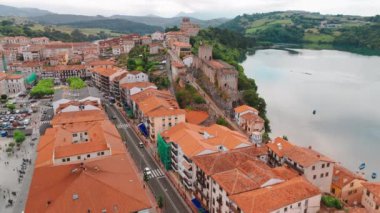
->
[220, 11, 380, 54]
[61, 19, 163, 34]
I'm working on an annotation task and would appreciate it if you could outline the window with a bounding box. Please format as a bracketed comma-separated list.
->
[77, 156, 81, 160]
[325, 172, 329, 177]
[67, 158, 70, 162]
[298, 202, 301, 207]
[322, 164, 325, 168]
[101, 152, 104, 155]
[312, 166, 315, 170]
[313, 175, 316, 179]
[73, 133, 78, 137]
[366, 190, 370, 197]
[62, 159, 66, 162]
[327, 163, 330, 167]
[284, 207, 287, 212]
[87, 154, 91, 158]
[320, 173, 324, 178]
[350, 182, 354, 187]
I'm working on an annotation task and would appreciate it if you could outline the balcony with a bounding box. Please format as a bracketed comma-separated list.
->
[171, 148, 178, 156]
[171, 143, 178, 150]
[184, 169, 192, 179]
[171, 162, 178, 171]
[183, 178, 192, 189]
[171, 155, 178, 163]
[217, 196, 222, 205]
[285, 161, 304, 175]
[183, 155, 192, 163]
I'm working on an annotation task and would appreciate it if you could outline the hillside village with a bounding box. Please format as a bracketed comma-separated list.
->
[0, 17, 379, 213]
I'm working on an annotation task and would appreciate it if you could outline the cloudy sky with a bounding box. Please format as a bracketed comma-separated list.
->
[1, 0, 380, 19]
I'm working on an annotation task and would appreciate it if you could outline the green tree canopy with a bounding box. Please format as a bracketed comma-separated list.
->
[13, 130, 26, 145]
[67, 77, 86, 90]
[30, 79, 55, 98]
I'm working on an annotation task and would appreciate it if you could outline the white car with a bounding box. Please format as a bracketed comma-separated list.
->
[144, 167, 152, 176]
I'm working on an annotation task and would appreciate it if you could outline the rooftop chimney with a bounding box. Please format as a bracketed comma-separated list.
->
[308, 146, 312, 149]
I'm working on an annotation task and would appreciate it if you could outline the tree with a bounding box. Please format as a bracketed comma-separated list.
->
[30, 79, 55, 98]
[6, 103, 16, 112]
[0, 94, 7, 103]
[282, 135, 288, 140]
[14, 130, 26, 146]
[156, 195, 164, 208]
[165, 26, 180, 32]
[67, 77, 86, 90]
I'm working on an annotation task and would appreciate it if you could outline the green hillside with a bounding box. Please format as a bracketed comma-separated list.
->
[220, 11, 380, 54]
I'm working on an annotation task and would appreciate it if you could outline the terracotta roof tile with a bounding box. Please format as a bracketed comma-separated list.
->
[234, 105, 258, 114]
[185, 110, 209, 125]
[362, 182, 380, 205]
[332, 165, 366, 189]
[230, 177, 321, 213]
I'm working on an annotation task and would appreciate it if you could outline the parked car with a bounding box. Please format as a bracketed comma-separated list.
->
[138, 142, 144, 148]
[144, 167, 152, 176]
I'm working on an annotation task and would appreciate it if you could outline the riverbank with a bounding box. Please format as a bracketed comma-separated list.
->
[249, 43, 380, 57]
[241, 49, 380, 180]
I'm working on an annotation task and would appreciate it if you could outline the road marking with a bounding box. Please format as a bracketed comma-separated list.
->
[116, 123, 129, 129]
[149, 169, 165, 179]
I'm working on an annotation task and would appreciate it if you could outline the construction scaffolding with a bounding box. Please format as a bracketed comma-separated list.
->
[157, 133, 172, 170]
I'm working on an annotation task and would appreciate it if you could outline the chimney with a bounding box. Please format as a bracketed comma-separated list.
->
[308, 146, 312, 149]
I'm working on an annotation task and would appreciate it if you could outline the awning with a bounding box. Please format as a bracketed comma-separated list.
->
[137, 123, 149, 137]
[191, 198, 208, 213]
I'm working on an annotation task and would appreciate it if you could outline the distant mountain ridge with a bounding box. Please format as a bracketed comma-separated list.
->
[63, 19, 163, 34]
[0, 4, 52, 17]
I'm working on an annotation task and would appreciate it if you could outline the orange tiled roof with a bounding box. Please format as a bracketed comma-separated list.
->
[51, 110, 107, 126]
[26, 154, 152, 213]
[146, 107, 185, 117]
[212, 160, 298, 195]
[120, 82, 156, 90]
[173, 41, 191, 48]
[332, 165, 366, 189]
[6, 74, 23, 80]
[171, 61, 185, 68]
[36, 119, 126, 167]
[185, 110, 209, 125]
[240, 113, 264, 123]
[268, 137, 334, 167]
[234, 105, 258, 114]
[43, 65, 86, 72]
[192, 146, 268, 176]
[229, 177, 321, 213]
[362, 182, 380, 205]
[0, 72, 6, 81]
[92, 67, 118, 77]
[161, 123, 252, 158]
[87, 60, 115, 66]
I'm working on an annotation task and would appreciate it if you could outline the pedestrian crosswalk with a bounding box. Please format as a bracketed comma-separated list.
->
[116, 123, 129, 129]
[148, 169, 165, 178]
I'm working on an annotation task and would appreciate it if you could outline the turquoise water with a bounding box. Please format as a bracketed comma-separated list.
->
[242, 49, 380, 179]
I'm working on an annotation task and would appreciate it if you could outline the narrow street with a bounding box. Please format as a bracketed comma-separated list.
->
[105, 104, 192, 213]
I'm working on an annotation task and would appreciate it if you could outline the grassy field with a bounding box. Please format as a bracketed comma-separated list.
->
[303, 32, 335, 43]
[246, 18, 293, 34]
[30, 23, 121, 36]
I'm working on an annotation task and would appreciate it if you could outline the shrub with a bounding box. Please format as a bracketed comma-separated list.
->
[322, 195, 343, 209]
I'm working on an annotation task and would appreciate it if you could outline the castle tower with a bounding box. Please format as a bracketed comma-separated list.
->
[198, 44, 212, 61]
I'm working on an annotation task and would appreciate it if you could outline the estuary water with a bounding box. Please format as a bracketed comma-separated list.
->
[242, 49, 380, 179]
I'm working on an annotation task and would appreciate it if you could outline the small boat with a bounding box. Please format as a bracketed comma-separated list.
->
[359, 163, 366, 170]
[313, 110, 316, 115]
[372, 172, 377, 179]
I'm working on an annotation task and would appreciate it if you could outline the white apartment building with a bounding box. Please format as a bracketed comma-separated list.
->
[362, 182, 380, 213]
[267, 137, 334, 193]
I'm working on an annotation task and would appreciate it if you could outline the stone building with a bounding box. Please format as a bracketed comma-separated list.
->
[193, 44, 239, 104]
[180, 17, 200, 37]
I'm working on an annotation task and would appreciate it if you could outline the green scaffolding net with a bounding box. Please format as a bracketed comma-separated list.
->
[157, 133, 172, 171]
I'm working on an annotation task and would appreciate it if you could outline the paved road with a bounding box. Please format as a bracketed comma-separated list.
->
[105, 104, 192, 213]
